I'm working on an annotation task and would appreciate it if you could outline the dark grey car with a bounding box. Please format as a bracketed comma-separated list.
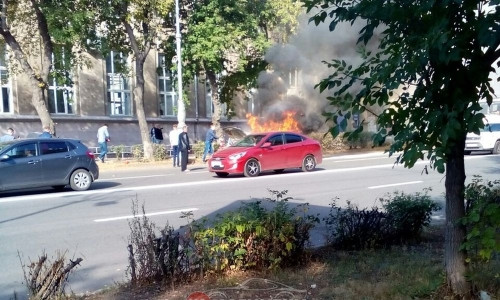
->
[0, 138, 99, 192]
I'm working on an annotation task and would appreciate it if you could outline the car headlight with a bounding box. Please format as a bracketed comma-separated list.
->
[228, 151, 247, 161]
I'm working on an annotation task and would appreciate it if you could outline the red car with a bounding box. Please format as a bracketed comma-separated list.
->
[208, 131, 322, 177]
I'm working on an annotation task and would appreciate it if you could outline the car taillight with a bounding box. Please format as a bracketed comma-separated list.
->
[86, 150, 95, 159]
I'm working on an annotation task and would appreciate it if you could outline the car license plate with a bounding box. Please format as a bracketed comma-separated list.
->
[211, 160, 223, 167]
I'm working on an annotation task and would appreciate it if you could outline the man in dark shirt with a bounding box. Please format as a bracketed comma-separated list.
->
[178, 125, 191, 172]
[150, 124, 164, 144]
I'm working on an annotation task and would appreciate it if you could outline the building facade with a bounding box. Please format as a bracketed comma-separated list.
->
[0, 47, 250, 147]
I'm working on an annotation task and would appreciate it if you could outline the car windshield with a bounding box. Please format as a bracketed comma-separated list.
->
[233, 134, 266, 147]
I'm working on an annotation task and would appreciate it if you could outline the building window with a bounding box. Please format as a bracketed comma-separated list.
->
[0, 43, 12, 114]
[49, 48, 74, 114]
[158, 54, 176, 116]
[205, 77, 226, 118]
[106, 51, 131, 116]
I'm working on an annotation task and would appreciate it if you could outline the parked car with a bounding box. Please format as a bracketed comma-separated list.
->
[464, 114, 500, 155]
[208, 131, 322, 177]
[0, 138, 99, 192]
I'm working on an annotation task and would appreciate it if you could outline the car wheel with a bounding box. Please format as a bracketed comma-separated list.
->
[274, 169, 285, 174]
[244, 159, 260, 177]
[464, 151, 471, 155]
[52, 185, 66, 191]
[302, 155, 316, 172]
[70, 169, 92, 191]
[493, 141, 500, 154]
[215, 172, 229, 177]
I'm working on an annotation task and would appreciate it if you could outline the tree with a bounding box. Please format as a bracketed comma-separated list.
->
[304, 0, 500, 297]
[95, 0, 174, 160]
[0, 0, 94, 134]
[180, 0, 302, 136]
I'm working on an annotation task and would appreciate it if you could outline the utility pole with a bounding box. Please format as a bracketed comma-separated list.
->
[175, 0, 186, 126]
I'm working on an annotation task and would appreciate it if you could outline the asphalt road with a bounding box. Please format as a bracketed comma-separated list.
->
[0, 152, 498, 299]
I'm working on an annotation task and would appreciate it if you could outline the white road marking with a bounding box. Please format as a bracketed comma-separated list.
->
[0, 153, 490, 204]
[94, 208, 198, 222]
[367, 181, 423, 189]
[98, 174, 172, 181]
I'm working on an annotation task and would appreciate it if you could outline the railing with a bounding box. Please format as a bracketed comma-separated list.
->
[89, 145, 195, 160]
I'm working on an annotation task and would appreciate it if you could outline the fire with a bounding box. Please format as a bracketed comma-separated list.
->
[246, 111, 301, 133]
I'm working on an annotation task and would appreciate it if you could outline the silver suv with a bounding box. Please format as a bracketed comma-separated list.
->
[0, 138, 99, 192]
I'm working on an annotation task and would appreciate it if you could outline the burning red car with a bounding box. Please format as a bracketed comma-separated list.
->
[208, 131, 322, 177]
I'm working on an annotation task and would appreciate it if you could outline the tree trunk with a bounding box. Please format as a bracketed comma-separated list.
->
[206, 71, 223, 138]
[31, 83, 54, 134]
[444, 138, 471, 297]
[134, 59, 154, 160]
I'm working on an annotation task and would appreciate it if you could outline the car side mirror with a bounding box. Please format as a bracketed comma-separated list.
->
[0, 154, 10, 161]
[262, 142, 272, 148]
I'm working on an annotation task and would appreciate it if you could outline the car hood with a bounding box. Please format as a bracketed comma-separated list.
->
[213, 146, 253, 157]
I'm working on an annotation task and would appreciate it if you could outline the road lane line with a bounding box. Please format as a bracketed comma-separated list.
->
[94, 208, 199, 222]
[0, 154, 490, 204]
[368, 181, 423, 189]
[98, 174, 173, 181]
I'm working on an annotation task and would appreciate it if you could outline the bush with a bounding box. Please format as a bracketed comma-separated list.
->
[461, 176, 500, 262]
[191, 141, 205, 158]
[191, 190, 319, 272]
[345, 131, 374, 149]
[380, 189, 441, 241]
[127, 200, 183, 284]
[131, 144, 168, 161]
[110, 144, 125, 160]
[19, 251, 82, 299]
[325, 190, 440, 250]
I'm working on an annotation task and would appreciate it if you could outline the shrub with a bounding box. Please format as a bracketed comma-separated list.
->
[127, 200, 182, 284]
[380, 189, 441, 242]
[191, 141, 205, 158]
[19, 251, 82, 300]
[110, 144, 125, 160]
[152, 144, 168, 161]
[325, 198, 391, 249]
[345, 131, 374, 149]
[325, 190, 440, 250]
[461, 176, 500, 262]
[191, 190, 319, 272]
[131, 144, 144, 160]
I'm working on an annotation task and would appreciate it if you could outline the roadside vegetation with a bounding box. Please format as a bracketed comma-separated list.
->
[61, 179, 497, 299]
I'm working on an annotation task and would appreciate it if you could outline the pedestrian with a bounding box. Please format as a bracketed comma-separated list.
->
[169, 124, 181, 167]
[0, 127, 15, 142]
[178, 125, 191, 172]
[97, 124, 110, 163]
[150, 124, 164, 144]
[202, 124, 218, 162]
[39, 126, 53, 138]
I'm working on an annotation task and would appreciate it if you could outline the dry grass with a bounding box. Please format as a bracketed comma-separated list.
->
[78, 225, 499, 300]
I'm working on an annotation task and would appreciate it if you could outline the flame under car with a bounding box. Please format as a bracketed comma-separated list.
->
[208, 131, 322, 177]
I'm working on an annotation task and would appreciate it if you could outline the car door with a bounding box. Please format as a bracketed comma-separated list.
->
[39, 140, 77, 185]
[283, 133, 304, 167]
[259, 134, 285, 170]
[0, 141, 42, 190]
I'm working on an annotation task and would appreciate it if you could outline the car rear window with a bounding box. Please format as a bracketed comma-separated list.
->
[285, 134, 303, 144]
[40, 141, 69, 155]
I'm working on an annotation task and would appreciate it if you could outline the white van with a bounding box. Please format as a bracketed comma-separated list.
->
[465, 114, 500, 154]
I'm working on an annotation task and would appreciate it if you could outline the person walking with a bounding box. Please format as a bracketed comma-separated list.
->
[39, 126, 53, 138]
[178, 125, 191, 172]
[150, 124, 164, 144]
[202, 124, 218, 162]
[169, 124, 181, 167]
[0, 127, 15, 142]
[97, 124, 110, 163]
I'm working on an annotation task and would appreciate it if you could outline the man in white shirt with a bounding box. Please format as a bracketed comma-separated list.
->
[0, 128, 15, 142]
[169, 124, 181, 167]
[97, 124, 110, 163]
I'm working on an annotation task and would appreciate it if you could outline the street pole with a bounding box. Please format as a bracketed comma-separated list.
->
[175, 0, 186, 127]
